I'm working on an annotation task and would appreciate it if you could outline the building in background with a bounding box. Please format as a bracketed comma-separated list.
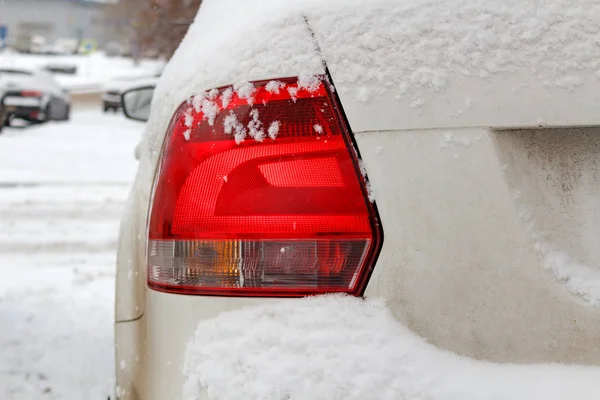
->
[0, 0, 118, 52]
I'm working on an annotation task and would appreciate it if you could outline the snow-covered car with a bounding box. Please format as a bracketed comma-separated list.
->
[114, 1, 600, 399]
[0, 67, 70, 124]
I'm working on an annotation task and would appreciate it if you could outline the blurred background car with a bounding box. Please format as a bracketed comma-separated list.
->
[104, 41, 126, 58]
[50, 38, 79, 55]
[0, 93, 6, 133]
[0, 67, 70, 125]
[44, 61, 78, 75]
[102, 80, 123, 112]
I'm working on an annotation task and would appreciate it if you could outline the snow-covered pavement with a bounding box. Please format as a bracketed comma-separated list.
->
[0, 110, 142, 399]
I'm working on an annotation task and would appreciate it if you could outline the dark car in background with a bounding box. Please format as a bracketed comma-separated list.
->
[102, 86, 122, 112]
[0, 95, 6, 133]
[0, 67, 71, 125]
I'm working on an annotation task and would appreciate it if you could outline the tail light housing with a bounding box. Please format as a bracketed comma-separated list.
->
[147, 76, 382, 297]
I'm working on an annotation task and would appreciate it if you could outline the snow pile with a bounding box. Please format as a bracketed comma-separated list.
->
[183, 295, 600, 400]
[514, 195, 600, 306]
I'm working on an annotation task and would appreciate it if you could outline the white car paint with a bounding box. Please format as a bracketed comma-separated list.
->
[115, 0, 600, 399]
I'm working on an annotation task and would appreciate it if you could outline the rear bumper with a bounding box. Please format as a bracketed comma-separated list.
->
[4, 104, 44, 120]
[115, 290, 272, 400]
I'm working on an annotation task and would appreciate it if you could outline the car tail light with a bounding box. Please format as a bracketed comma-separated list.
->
[20, 90, 43, 97]
[147, 76, 382, 297]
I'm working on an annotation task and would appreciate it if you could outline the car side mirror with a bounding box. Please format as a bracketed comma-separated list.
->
[121, 86, 155, 122]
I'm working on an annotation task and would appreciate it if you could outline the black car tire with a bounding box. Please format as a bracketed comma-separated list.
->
[61, 104, 71, 121]
[41, 103, 51, 123]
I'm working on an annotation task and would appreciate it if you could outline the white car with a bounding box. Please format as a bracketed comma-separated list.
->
[0, 67, 71, 124]
[115, 0, 600, 399]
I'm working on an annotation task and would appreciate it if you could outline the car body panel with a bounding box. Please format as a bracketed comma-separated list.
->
[116, 293, 271, 400]
[115, 0, 600, 398]
[357, 127, 600, 365]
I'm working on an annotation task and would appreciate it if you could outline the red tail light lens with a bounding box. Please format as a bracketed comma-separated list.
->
[20, 90, 43, 97]
[147, 76, 382, 296]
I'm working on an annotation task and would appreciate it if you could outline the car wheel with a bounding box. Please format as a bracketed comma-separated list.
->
[62, 105, 71, 121]
[37, 103, 51, 123]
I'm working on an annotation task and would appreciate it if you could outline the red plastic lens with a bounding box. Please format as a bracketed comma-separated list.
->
[147, 76, 382, 296]
[20, 90, 43, 97]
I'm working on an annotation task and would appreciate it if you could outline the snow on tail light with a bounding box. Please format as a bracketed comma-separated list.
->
[147, 76, 382, 297]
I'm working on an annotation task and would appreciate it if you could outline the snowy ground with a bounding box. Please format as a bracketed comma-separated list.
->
[0, 50, 164, 92]
[0, 110, 142, 399]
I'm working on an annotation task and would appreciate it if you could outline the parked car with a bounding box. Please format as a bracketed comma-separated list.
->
[101, 83, 122, 113]
[0, 93, 6, 134]
[104, 41, 126, 58]
[0, 67, 70, 125]
[44, 63, 78, 75]
[50, 38, 79, 55]
[115, 1, 600, 399]
[14, 34, 47, 54]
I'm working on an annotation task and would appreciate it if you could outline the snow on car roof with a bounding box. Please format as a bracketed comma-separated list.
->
[145, 0, 600, 154]
[0, 67, 61, 94]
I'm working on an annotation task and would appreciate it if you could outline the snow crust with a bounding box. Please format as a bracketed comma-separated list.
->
[247, 109, 266, 142]
[147, 0, 600, 157]
[514, 194, 600, 306]
[268, 121, 281, 140]
[183, 295, 600, 400]
[265, 80, 286, 94]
